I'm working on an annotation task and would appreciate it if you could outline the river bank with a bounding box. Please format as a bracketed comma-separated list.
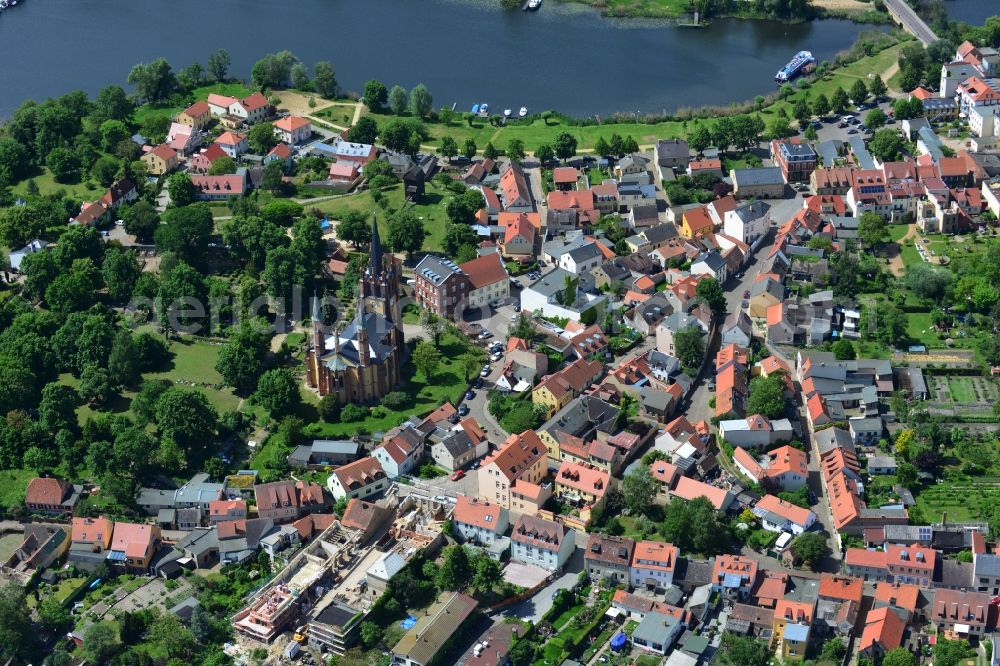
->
[548, 0, 888, 23]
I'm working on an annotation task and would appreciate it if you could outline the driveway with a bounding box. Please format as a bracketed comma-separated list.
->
[503, 548, 585, 623]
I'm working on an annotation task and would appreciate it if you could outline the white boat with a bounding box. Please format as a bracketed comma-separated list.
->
[527, 0, 542, 9]
[479, 102, 489, 117]
[503, 109, 512, 118]
[519, 107, 528, 117]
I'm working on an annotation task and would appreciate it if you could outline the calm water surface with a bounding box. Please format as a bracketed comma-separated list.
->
[0, 0, 876, 119]
[945, 0, 995, 25]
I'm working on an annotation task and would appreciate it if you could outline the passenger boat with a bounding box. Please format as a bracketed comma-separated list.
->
[519, 107, 528, 117]
[775, 51, 815, 82]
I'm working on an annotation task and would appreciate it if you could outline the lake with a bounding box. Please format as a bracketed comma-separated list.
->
[945, 0, 995, 25]
[0, 0, 876, 119]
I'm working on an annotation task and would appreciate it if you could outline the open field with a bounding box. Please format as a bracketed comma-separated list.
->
[10, 167, 106, 200]
[915, 481, 1000, 523]
[309, 182, 452, 252]
[0, 469, 34, 510]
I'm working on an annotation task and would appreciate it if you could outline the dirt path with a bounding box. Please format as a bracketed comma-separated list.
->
[888, 223, 916, 276]
[352, 101, 365, 125]
[273, 89, 336, 116]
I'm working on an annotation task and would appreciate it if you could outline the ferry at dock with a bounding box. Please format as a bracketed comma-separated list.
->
[775, 50, 815, 82]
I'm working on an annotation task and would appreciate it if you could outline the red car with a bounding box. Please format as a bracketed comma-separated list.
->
[450, 470, 466, 481]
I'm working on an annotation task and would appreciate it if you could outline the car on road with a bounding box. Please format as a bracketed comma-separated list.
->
[458, 404, 470, 416]
[847, 128, 858, 134]
[743, 289, 751, 299]
[478, 330, 493, 340]
[465, 390, 475, 400]
[838, 122, 847, 128]
[450, 470, 465, 481]
[491, 351, 503, 362]
[448, 412, 460, 424]
[480, 364, 491, 377]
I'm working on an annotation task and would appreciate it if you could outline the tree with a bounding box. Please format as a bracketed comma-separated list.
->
[248, 121, 278, 154]
[858, 211, 887, 249]
[0, 583, 37, 660]
[446, 188, 484, 225]
[154, 387, 218, 454]
[80, 365, 113, 404]
[779, 83, 794, 100]
[869, 74, 888, 99]
[336, 210, 373, 248]
[535, 143, 555, 164]
[157, 204, 213, 264]
[290, 62, 310, 90]
[386, 209, 425, 257]
[892, 96, 923, 121]
[435, 135, 458, 161]
[869, 128, 905, 161]
[189, 604, 215, 644]
[696, 277, 726, 316]
[127, 58, 177, 102]
[494, 136, 522, 163]
[812, 93, 830, 118]
[389, 85, 409, 115]
[688, 125, 712, 155]
[216, 330, 267, 393]
[436, 545, 471, 590]
[207, 155, 237, 175]
[831, 339, 856, 360]
[166, 172, 195, 208]
[251, 50, 299, 89]
[409, 83, 433, 117]
[553, 132, 577, 162]
[622, 135, 640, 153]
[412, 340, 443, 380]
[906, 263, 953, 303]
[850, 78, 868, 104]
[621, 464, 658, 515]
[791, 532, 828, 569]
[472, 553, 503, 592]
[674, 326, 705, 371]
[821, 639, 847, 663]
[794, 98, 812, 126]
[593, 136, 612, 158]
[363, 79, 389, 112]
[483, 141, 499, 160]
[865, 108, 887, 129]
[360, 621, 383, 649]
[718, 632, 769, 666]
[47, 147, 80, 183]
[123, 200, 160, 242]
[896, 461, 918, 490]
[207, 48, 231, 81]
[934, 639, 974, 666]
[83, 621, 121, 664]
[253, 368, 300, 418]
[94, 84, 133, 122]
[39, 384, 79, 432]
[881, 648, 916, 666]
[108, 331, 140, 389]
[347, 116, 378, 144]
[861, 301, 907, 347]
[462, 137, 477, 158]
[746, 374, 786, 418]
[38, 596, 72, 631]
[443, 223, 479, 259]
[830, 86, 849, 114]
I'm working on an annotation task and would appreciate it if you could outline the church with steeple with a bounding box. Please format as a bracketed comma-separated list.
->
[305, 213, 405, 403]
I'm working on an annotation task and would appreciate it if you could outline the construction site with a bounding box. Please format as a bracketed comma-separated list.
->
[231, 487, 455, 657]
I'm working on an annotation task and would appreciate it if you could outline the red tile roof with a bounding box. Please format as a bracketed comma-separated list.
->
[273, 115, 310, 132]
[454, 496, 505, 532]
[461, 252, 507, 289]
[859, 607, 906, 654]
[25, 477, 71, 507]
[819, 575, 864, 604]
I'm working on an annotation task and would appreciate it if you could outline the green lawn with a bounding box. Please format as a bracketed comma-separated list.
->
[0, 469, 34, 510]
[887, 224, 910, 243]
[310, 182, 451, 252]
[552, 0, 691, 17]
[302, 331, 478, 438]
[10, 167, 105, 201]
[915, 482, 1000, 523]
[42, 576, 91, 604]
[0, 533, 23, 562]
[145, 337, 242, 413]
[947, 377, 980, 403]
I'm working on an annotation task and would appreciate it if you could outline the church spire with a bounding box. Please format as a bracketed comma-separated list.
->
[367, 211, 382, 275]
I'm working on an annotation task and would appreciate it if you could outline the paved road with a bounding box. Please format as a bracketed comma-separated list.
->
[883, 0, 938, 46]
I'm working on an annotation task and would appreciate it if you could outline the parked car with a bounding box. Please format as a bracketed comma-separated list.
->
[478, 330, 493, 339]
[480, 364, 491, 377]
[491, 351, 503, 362]
[458, 404, 470, 416]
[465, 390, 475, 400]
[450, 470, 465, 481]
